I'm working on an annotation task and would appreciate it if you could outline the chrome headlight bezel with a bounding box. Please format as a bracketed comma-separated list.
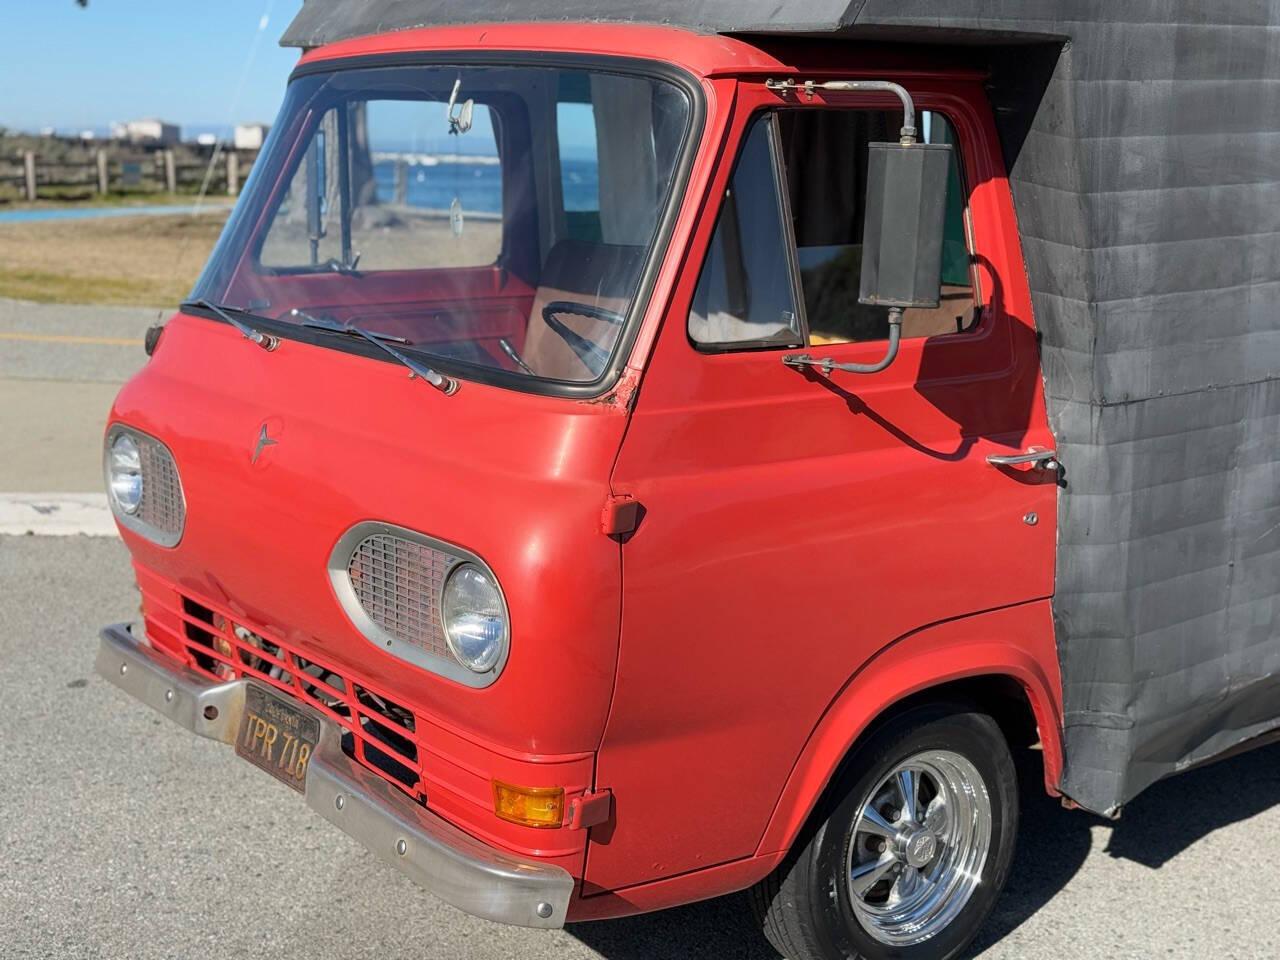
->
[328, 522, 511, 688]
[103, 424, 187, 548]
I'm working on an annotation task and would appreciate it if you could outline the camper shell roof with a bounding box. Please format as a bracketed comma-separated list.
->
[280, 0, 1072, 48]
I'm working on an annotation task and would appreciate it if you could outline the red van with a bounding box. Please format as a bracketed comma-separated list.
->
[96, 6, 1280, 960]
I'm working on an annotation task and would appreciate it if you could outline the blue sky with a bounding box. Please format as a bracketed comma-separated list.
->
[0, 1, 599, 157]
[0, 0, 302, 135]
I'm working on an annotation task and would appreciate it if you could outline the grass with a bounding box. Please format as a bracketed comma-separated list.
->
[0, 211, 229, 306]
[0, 183, 239, 209]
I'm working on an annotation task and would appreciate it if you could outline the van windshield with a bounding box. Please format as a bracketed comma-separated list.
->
[190, 63, 692, 386]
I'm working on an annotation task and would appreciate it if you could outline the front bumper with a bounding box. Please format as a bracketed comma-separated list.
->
[95, 622, 574, 929]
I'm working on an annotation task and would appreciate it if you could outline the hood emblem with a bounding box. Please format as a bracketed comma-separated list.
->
[251, 424, 279, 465]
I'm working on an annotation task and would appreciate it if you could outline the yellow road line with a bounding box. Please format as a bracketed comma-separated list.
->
[0, 331, 143, 347]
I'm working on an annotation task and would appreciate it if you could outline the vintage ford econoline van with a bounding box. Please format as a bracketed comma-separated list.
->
[97, 4, 1280, 959]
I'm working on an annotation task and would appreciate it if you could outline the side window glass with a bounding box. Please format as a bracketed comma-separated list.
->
[777, 109, 976, 344]
[688, 117, 803, 350]
[259, 100, 504, 272]
[557, 100, 602, 243]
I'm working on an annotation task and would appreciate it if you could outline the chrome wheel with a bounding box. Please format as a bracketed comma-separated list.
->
[845, 749, 992, 947]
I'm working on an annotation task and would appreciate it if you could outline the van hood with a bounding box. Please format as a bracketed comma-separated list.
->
[109, 312, 629, 755]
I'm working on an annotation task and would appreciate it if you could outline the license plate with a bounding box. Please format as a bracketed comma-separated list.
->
[235, 684, 320, 793]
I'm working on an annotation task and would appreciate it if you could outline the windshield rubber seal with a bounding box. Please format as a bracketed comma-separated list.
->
[190, 50, 706, 401]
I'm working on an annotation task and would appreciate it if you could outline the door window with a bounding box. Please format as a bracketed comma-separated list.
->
[689, 108, 977, 351]
[557, 99, 602, 243]
[688, 116, 803, 350]
[779, 109, 975, 344]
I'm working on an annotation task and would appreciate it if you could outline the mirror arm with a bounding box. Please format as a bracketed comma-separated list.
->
[765, 78, 918, 145]
[783, 307, 903, 376]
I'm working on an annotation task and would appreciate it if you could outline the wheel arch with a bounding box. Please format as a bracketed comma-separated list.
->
[755, 600, 1062, 858]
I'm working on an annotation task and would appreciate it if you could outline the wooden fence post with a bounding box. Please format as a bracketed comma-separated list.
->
[227, 151, 240, 196]
[395, 158, 408, 205]
[96, 150, 109, 194]
[163, 150, 177, 193]
[23, 152, 37, 201]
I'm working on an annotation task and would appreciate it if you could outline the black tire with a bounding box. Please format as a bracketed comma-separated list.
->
[751, 703, 1018, 960]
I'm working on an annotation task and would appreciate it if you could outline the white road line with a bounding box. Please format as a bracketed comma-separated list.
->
[0, 493, 118, 537]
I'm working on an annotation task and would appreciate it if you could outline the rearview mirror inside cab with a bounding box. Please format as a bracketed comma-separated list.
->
[859, 141, 952, 312]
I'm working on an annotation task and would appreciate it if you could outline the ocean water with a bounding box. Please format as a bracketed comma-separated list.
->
[372, 157, 599, 214]
[0, 203, 229, 225]
[0, 159, 600, 225]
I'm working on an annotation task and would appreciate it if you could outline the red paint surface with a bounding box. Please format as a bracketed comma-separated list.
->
[588, 70, 1058, 894]
[108, 23, 1063, 920]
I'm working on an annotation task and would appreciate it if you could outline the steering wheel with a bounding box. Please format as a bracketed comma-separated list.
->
[540, 300, 626, 377]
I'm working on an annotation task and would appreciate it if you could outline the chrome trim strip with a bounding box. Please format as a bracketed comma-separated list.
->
[95, 623, 571, 929]
[327, 521, 510, 689]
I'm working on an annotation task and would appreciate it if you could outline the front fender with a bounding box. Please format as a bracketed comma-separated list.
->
[756, 599, 1063, 858]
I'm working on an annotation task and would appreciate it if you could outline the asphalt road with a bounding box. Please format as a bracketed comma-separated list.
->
[2, 534, 1280, 960]
[0, 297, 154, 493]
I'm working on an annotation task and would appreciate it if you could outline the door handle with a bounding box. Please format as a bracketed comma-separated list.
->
[986, 447, 1059, 471]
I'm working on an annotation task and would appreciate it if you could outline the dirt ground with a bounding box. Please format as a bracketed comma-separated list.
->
[0, 211, 228, 306]
[0, 206, 504, 307]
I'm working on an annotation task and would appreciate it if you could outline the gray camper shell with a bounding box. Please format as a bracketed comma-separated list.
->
[282, 0, 1280, 817]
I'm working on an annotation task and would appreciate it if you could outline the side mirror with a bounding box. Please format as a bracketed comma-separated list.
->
[782, 80, 952, 378]
[446, 77, 474, 135]
[452, 98, 475, 135]
[859, 141, 952, 312]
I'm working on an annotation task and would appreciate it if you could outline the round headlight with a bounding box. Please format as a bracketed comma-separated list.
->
[108, 433, 143, 515]
[441, 563, 507, 673]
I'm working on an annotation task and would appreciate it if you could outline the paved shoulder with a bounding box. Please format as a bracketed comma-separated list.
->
[0, 493, 114, 536]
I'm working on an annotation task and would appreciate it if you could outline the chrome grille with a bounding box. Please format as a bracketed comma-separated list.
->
[347, 533, 456, 659]
[174, 594, 426, 795]
[136, 435, 185, 536]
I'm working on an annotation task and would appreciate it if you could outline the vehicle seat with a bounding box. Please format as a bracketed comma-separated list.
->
[900, 285, 978, 339]
[522, 239, 645, 381]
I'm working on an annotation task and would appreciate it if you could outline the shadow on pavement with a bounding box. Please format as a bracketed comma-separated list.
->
[1102, 740, 1280, 868]
[568, 740, 1280, 960]
[567, 890, 778, 960]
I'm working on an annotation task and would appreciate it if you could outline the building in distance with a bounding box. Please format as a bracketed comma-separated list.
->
[234, 122, 270, 150]
[110, 118, 181, 146]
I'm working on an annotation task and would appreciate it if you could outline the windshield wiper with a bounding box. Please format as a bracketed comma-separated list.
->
[291, 310, 409, 343]
[294, 310, 457, 395]
[184, 298, 279, 352]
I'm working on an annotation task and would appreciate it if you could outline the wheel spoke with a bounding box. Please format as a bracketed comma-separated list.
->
[857, 804, 897, 840]
[891, 864, 933, 905]
[888, 866, 907, 905]
[924, 798, 948, 835]
[849, 854, 898, 899]
[895, 769, 920, 824]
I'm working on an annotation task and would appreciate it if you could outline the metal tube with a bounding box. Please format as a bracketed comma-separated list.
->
[783, 308, 904, 376]
[813, 80, 918, 144]
[337, 104, 353, 268]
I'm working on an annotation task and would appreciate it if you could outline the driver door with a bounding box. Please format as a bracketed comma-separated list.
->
[587, 78, 1058, 890]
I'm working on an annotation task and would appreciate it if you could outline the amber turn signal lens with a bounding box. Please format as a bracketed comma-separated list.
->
[492, 780, 565, 829]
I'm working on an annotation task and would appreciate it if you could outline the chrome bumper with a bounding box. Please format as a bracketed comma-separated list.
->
[95, 623, 574, 929]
